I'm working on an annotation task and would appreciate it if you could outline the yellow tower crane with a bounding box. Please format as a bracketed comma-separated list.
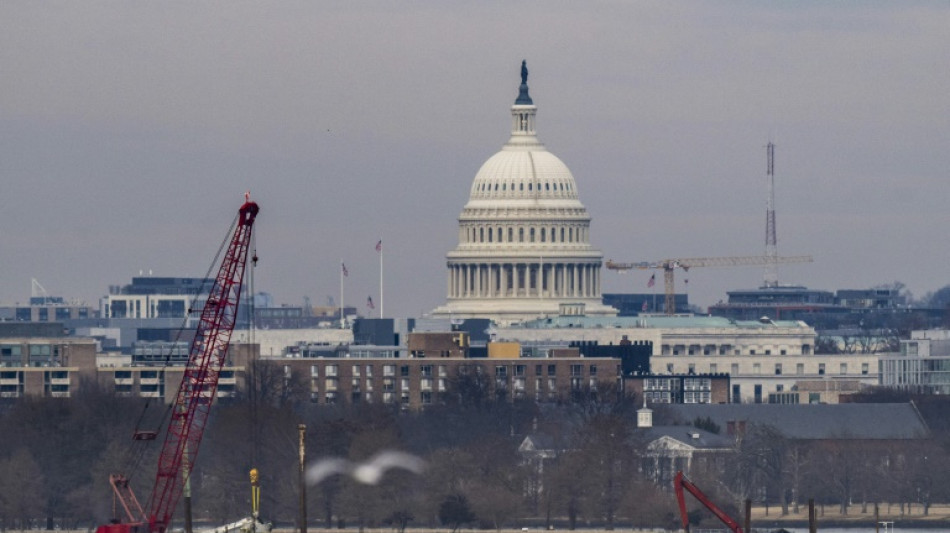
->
[605, 255, 813, 315]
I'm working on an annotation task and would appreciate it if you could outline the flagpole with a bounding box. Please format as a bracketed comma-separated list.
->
[340, 260, 344, 330]
[379, 241, 384, 319]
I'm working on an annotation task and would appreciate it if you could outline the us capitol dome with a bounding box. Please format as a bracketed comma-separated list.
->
[429, 61, 618, 324]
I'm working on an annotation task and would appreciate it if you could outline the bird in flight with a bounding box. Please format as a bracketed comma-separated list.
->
[306, 450, 426, 486]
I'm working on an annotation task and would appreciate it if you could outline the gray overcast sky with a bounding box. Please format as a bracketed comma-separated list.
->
[1, 2, 948, 317]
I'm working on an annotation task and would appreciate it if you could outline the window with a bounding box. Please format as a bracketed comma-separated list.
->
[383, 365, 395, 377]
[797, 363, 804, 375]
[547, 364, 557, 377]
[840, 363, 847, 375]
[0, 345, 21, 358]
[818, 363, 825, 376]
[731, 363, 739, 375]
[589, 364, 597, 376]
[775, 363, 782, 375]
[709, 363, 718, 374]
[29, 344, 51, 357]
[352, 365, 361, 377]
[570, 364, 583, 377]
[421, 365, 432, 377]
[862, 363, 869, 375]
[495, 366, 507, 378]
[325, 365, 338, 377]
[515, 365, 526, 377]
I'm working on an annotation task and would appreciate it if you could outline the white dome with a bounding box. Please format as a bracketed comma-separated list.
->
[429, 62, 617, 325]
[466, 148, 583, 208]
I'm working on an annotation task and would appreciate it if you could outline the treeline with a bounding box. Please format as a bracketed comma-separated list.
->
[3, 373, 950, 532]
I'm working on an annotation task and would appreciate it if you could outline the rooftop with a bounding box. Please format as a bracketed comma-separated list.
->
[508, 314, 811, 330]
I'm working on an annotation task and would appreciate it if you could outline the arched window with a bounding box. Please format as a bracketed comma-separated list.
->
[530, 228, 535, 242]
[540, 228, 546, 242]
[519, 227, 524, 242]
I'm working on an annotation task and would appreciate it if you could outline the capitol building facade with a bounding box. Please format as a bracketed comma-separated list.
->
[430, 63, 617, 325]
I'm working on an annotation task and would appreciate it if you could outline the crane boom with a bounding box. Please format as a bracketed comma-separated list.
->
[674, 471, 744, 533]
[605, 255, 812, 315]
[98, 197, 259, 533]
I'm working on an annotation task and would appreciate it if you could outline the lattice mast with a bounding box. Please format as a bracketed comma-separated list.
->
[764, 142, 778, 288]
[147, 198, 260, 533]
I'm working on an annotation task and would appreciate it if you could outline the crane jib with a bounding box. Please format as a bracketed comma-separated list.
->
[97, 198, 259, 533]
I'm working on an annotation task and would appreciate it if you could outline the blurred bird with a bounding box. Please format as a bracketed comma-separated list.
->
[306, 450, 426, 486]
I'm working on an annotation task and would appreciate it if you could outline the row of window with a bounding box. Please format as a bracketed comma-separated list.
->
[11, 307, 90, 321]
[310, 363, 601, 379]
[668, 361, 871, 376]
[463, 224, 588, 245]
[473, 180, 573, 195]
[312, 376, 599, 407]
[663, 344, 812, 356]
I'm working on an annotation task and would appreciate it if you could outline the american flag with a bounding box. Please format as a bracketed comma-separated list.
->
[647, 273, 655, 288]
[342, 263, 348, 276]
[641, 300, 648, 312]
[367, 296, 375, 310]
[375, 240, 382, 252]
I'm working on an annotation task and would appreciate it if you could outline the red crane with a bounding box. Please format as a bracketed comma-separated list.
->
[98, 196, 260, 533]
[674, 471, 744, 533]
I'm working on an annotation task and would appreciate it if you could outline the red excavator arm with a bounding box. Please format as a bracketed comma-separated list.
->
[97, 196, 259, 533]
[674, 471, 744, 533]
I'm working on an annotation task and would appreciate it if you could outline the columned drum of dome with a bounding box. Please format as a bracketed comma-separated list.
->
[429, 63, 617, 324]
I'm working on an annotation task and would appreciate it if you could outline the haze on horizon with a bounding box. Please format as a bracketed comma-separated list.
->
[1, 2, 947, 318]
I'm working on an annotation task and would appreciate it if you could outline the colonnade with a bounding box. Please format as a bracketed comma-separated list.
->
[447, 262, 601, 299]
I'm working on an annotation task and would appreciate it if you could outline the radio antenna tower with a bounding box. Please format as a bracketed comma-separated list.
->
[764, 142, 778, 288]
